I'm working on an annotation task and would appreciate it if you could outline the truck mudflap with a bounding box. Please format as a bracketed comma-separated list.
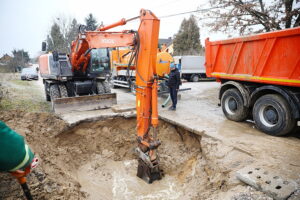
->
[52, 93, 117, 114]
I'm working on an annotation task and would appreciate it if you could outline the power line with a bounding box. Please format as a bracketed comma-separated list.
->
[150, 0, 185, 10]
[159, 6, 221, 19]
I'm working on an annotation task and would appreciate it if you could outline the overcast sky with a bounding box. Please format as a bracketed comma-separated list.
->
[0, 0, 226, 58]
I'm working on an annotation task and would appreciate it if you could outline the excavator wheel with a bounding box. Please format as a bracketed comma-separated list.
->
[50, 84, 60, 100]
[44, 84, 51, 101]
[96, 81, 105, 94]
[58, 84, 68, 98]
[50, 84, 60, 111]
[102, 81, 111, 93]
[137, 159, 163, 184]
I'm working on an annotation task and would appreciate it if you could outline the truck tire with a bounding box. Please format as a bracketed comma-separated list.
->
[221, 88, 249, 122]
[58, 84, 68, 98]
[44, 84, 51, 101]
[102, 81, 111, 93]
[97, 81, 105, 94]
[253, 94, 296, 136]
[191, 74, 200, 82]
[50, 84, 60, 100]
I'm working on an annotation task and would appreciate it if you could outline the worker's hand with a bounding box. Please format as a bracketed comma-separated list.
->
[30, 157, 39, 169]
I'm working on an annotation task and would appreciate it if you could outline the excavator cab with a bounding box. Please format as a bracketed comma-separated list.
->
[87, 48, 111, 78]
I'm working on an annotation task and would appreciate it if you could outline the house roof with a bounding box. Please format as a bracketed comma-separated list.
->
[0, 54, 12, 63]
[159, 37, 173, 46]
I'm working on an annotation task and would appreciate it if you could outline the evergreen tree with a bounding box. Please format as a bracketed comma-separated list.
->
[47, 22, 68, 53]
[46, 35, 54, 52]
[85, 13, 98, 31]
[173, 15, 203, 56]
[66, 18, 79, 51]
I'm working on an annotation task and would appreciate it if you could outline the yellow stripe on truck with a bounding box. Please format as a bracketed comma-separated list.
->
[211, 73, 300, 84]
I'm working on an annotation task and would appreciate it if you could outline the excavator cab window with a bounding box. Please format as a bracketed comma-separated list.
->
[90, 48, 110, 73]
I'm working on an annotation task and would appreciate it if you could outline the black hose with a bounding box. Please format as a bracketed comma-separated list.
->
[21, 183, 33, 200]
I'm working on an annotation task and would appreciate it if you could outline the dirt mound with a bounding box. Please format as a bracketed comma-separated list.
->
[0, 110, 81, 200]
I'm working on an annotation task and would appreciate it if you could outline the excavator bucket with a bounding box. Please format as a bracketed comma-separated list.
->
[52, 93, 117, 114]
[137, 159, 163, 184]
[134, 147, 163, 183]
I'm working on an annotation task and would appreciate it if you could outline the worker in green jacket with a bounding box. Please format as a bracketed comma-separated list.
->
[0, 120, 36, 172]
[0, 120, 38, 200]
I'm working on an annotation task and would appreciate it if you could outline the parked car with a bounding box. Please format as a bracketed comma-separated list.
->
[21, 68, 39, 80]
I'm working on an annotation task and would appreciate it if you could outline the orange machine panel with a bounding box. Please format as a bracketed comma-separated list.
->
[111, 49, 173, 77]
[205, 27, 300, 87]
[38, 54, 50, 75]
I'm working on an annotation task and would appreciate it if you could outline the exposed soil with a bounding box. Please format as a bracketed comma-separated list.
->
[1, 110, 281, 200]
[0, 75, 299, 199]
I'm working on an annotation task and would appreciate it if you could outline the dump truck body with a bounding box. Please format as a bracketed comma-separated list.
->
[206, 27, 300, 87]
[205, 27, 300, 136]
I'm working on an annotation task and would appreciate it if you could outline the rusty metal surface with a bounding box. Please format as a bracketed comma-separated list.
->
[53, 93, 117, 114]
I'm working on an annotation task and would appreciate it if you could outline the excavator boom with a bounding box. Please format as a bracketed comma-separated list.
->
[82, 9, 162, 183]
[57, 9, 163, 182]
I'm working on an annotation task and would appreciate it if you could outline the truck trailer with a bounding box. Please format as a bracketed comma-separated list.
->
[174, 56, 213, 82]
[206, 27, 300, 136]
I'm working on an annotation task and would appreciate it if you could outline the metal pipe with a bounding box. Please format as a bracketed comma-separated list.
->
[98, 18, 126, 31]
[161, 94, 171, 108]
[97, 15, 139, 31]
[158, 88, 191, 95]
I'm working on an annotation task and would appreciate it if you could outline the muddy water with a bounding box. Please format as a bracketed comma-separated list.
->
[57, 118, 207, 200]
[77, 159, 182, 200]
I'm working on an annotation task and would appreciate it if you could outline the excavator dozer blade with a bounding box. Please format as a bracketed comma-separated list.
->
[53, 93, 117, 114]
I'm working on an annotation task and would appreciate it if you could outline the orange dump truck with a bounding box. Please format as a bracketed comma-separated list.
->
[205, 27, 300, 136]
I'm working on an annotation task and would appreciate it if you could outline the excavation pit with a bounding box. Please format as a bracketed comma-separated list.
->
[51, 118, 206, 199]
[0, 111, 281, 200]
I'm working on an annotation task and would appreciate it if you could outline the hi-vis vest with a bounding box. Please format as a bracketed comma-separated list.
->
[0, 121, 34, 172]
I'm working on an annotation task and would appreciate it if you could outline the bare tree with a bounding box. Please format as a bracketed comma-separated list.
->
[46, 16, 79, 53]
[204, 0, 300, 35]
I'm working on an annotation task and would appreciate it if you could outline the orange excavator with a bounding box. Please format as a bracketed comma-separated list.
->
[39, 9, 164, 182]
[74, 9, 164, 183]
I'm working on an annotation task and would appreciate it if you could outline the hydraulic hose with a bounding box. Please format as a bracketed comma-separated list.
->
[161, 94, 171, 108]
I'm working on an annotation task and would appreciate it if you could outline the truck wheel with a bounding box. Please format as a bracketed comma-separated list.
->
[191, 74, 200, 82]
[253, 94, 296, 136]
[102, 81, 111, 93]
[221, 88, 249, 122]
[44, 84, 51, 101]
[50, 84, 60, 100]
[58, 84, 68, 98]
[96, 81, 105, 94]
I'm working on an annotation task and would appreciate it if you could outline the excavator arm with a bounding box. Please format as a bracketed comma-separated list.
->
[71, 9, 162, 183]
